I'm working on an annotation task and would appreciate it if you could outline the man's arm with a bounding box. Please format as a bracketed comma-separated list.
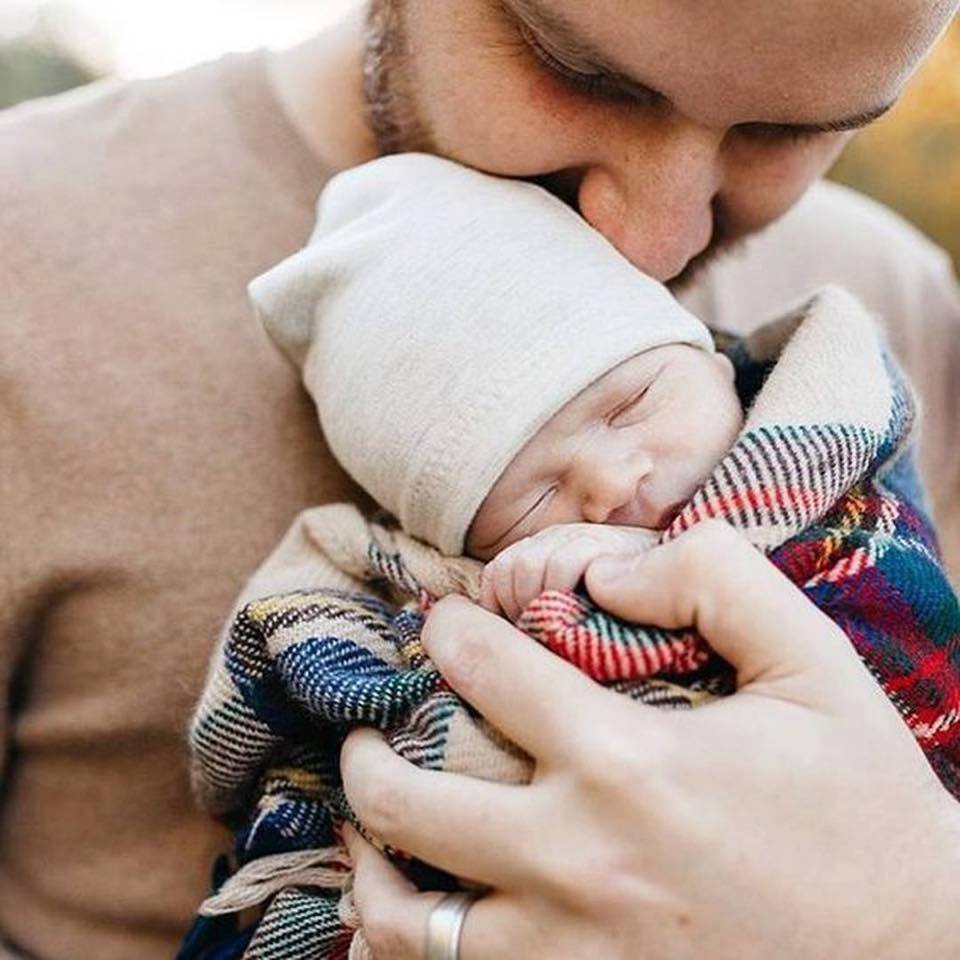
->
[339, 522, 960, 959]
[0, 266, 50, 785]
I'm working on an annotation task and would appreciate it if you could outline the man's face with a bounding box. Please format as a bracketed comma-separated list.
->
[365, 0, 954, 285]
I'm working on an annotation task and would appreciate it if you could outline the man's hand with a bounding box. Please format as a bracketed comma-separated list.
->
[341, 521, 960, 960]
[479, 522, 659, 621]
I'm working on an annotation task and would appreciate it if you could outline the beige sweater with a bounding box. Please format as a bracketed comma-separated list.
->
[1, 49, 958, 960]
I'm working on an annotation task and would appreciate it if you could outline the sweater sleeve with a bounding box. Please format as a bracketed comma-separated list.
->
[0, 262, 55, 781]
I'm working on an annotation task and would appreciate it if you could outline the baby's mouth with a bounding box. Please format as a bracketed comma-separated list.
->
[657, 500, 686, 529]
[608, 488, 686, 530]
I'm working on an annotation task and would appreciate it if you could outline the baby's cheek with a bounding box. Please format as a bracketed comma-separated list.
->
[697, 393, 743, 464]
[464, 509, 503, 562]
[671, 425, 737, 504]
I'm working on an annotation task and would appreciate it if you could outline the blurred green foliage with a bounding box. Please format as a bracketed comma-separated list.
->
[831, 18, 960, 271]
[0, 35, 96, 109]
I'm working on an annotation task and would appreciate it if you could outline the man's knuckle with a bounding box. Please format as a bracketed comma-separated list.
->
[440, 628, 488, 691]
[533, 843, 591, 902]
[577, 724, 673, 795]
[361, 903, 410, 958]
[536, 841, 644, 917]
[579, 851, 648, 916]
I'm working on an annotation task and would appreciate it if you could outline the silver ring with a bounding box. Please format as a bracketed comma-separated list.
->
[425, 890, 482, 960]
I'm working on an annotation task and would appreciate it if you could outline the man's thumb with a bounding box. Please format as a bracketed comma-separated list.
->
[585, 521, 853, 688]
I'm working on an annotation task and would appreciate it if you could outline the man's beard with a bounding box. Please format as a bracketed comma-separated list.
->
[363, 0, 738, 285]
[364, 0, 436, 155]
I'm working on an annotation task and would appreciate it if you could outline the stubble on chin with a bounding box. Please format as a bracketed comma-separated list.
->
[363, 0, 437, 156]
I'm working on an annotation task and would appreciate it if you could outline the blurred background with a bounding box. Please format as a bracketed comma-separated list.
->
[1, 1, 957, 272]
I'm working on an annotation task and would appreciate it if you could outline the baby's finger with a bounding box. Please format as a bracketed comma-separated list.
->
[497, 574, 522, 623]
[510, 558, 548, 619]
[541, 543, 596, 595]
[481, 555, 520, 621]
[479, 567, 503, 615]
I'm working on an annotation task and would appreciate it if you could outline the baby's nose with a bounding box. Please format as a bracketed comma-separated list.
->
[578, 455, 650, 525]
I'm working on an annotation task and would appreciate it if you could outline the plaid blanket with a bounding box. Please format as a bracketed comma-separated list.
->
[179, 287, 960, 960]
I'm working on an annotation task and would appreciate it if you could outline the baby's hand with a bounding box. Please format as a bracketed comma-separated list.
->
[480, 523, 659, 622]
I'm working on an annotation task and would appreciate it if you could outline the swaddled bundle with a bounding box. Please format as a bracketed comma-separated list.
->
[179, 157, 960, 960]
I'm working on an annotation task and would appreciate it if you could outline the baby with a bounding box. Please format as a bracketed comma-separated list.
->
[180, 155, 960, 960]
[248, 152, 742, 619]
[469, 341, 741, 619]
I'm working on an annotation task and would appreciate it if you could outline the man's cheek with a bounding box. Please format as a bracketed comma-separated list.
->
[722, 134, 852, 236]
[432, 94, 591, 176]
[415, 40, 606, 176]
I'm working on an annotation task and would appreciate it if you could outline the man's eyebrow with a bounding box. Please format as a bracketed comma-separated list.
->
[502, 0, 896, 133]
[737, 101, 896, 137]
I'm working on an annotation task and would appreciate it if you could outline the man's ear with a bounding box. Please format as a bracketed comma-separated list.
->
[712, 351, 736, 381]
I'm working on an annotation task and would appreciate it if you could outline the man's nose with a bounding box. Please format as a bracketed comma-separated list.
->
[575, 121, 724, 282]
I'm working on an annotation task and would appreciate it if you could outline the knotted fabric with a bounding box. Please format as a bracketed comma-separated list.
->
[179, 288, 960, 960]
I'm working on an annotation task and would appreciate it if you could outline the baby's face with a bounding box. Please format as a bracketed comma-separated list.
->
[466, 345, 743, 561]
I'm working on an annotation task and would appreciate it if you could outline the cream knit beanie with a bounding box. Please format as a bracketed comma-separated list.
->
[250, 154, 714, 556]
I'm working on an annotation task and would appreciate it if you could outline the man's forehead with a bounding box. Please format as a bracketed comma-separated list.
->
[506, 0, 947, 127]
